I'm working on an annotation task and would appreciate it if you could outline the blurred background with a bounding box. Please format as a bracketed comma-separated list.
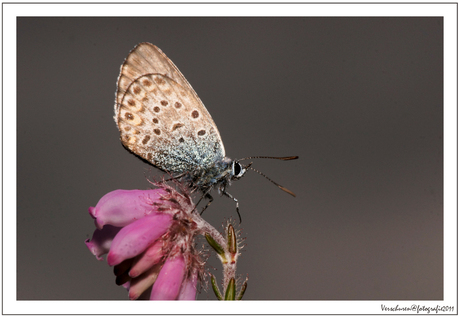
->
[17, 16, 443, 300]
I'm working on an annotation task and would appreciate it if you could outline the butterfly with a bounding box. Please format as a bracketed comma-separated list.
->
[114, 43, 297, 221]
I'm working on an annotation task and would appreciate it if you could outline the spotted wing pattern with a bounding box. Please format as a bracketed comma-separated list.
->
[114, 43, 225, 174]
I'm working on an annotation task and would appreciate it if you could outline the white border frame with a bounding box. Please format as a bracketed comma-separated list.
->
[3, 2, 457, 315]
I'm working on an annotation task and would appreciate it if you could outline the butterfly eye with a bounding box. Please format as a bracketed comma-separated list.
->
[232, 162, 245, 178]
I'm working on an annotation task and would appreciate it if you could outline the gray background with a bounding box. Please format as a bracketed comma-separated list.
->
[17, 17, 442, 300]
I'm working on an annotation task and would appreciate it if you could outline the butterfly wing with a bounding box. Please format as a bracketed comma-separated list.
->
[114, 43, 226, 175]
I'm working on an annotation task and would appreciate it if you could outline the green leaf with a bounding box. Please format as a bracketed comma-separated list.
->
[236, 281, 247, 300]
[227, 224, 237, 255]
[205, 233, 225, 257]
[211, 274, 223, 300]
[224, 278, 236, 300]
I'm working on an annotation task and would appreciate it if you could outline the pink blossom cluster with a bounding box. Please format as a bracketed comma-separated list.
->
[85, 186, 203, 300]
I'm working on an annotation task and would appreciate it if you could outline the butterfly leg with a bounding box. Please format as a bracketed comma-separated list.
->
[199, 193, 214, 215]
[222, 191, 242, 223]
[193, 187, 213, 214]
[163, 172, 186, 183]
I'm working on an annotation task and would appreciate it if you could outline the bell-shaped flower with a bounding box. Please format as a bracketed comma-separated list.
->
[85, 185, 203, 300]
[88, 189, 172, 229]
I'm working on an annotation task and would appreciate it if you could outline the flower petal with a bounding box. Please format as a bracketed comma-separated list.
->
[107, 213, 172, 266]
[150, 254, 186, 300]
[89, 189, 170, 229]
[128, 263, 162, 300]
[177, 271, 198, 300]
[85, 225, 121, 260]
[129, 239, 164, 278]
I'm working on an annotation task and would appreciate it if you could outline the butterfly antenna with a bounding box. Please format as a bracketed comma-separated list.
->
[247, 166, 296, 197]
[239, 156, 299, 161]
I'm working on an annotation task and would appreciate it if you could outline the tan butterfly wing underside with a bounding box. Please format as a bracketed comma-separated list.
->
[114, 43, 226, 174]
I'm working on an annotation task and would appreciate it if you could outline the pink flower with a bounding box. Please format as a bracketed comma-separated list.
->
[85, 185, 203, 300]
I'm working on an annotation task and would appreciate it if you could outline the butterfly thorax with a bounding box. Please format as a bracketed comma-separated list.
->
[183, 157, 234, 194]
